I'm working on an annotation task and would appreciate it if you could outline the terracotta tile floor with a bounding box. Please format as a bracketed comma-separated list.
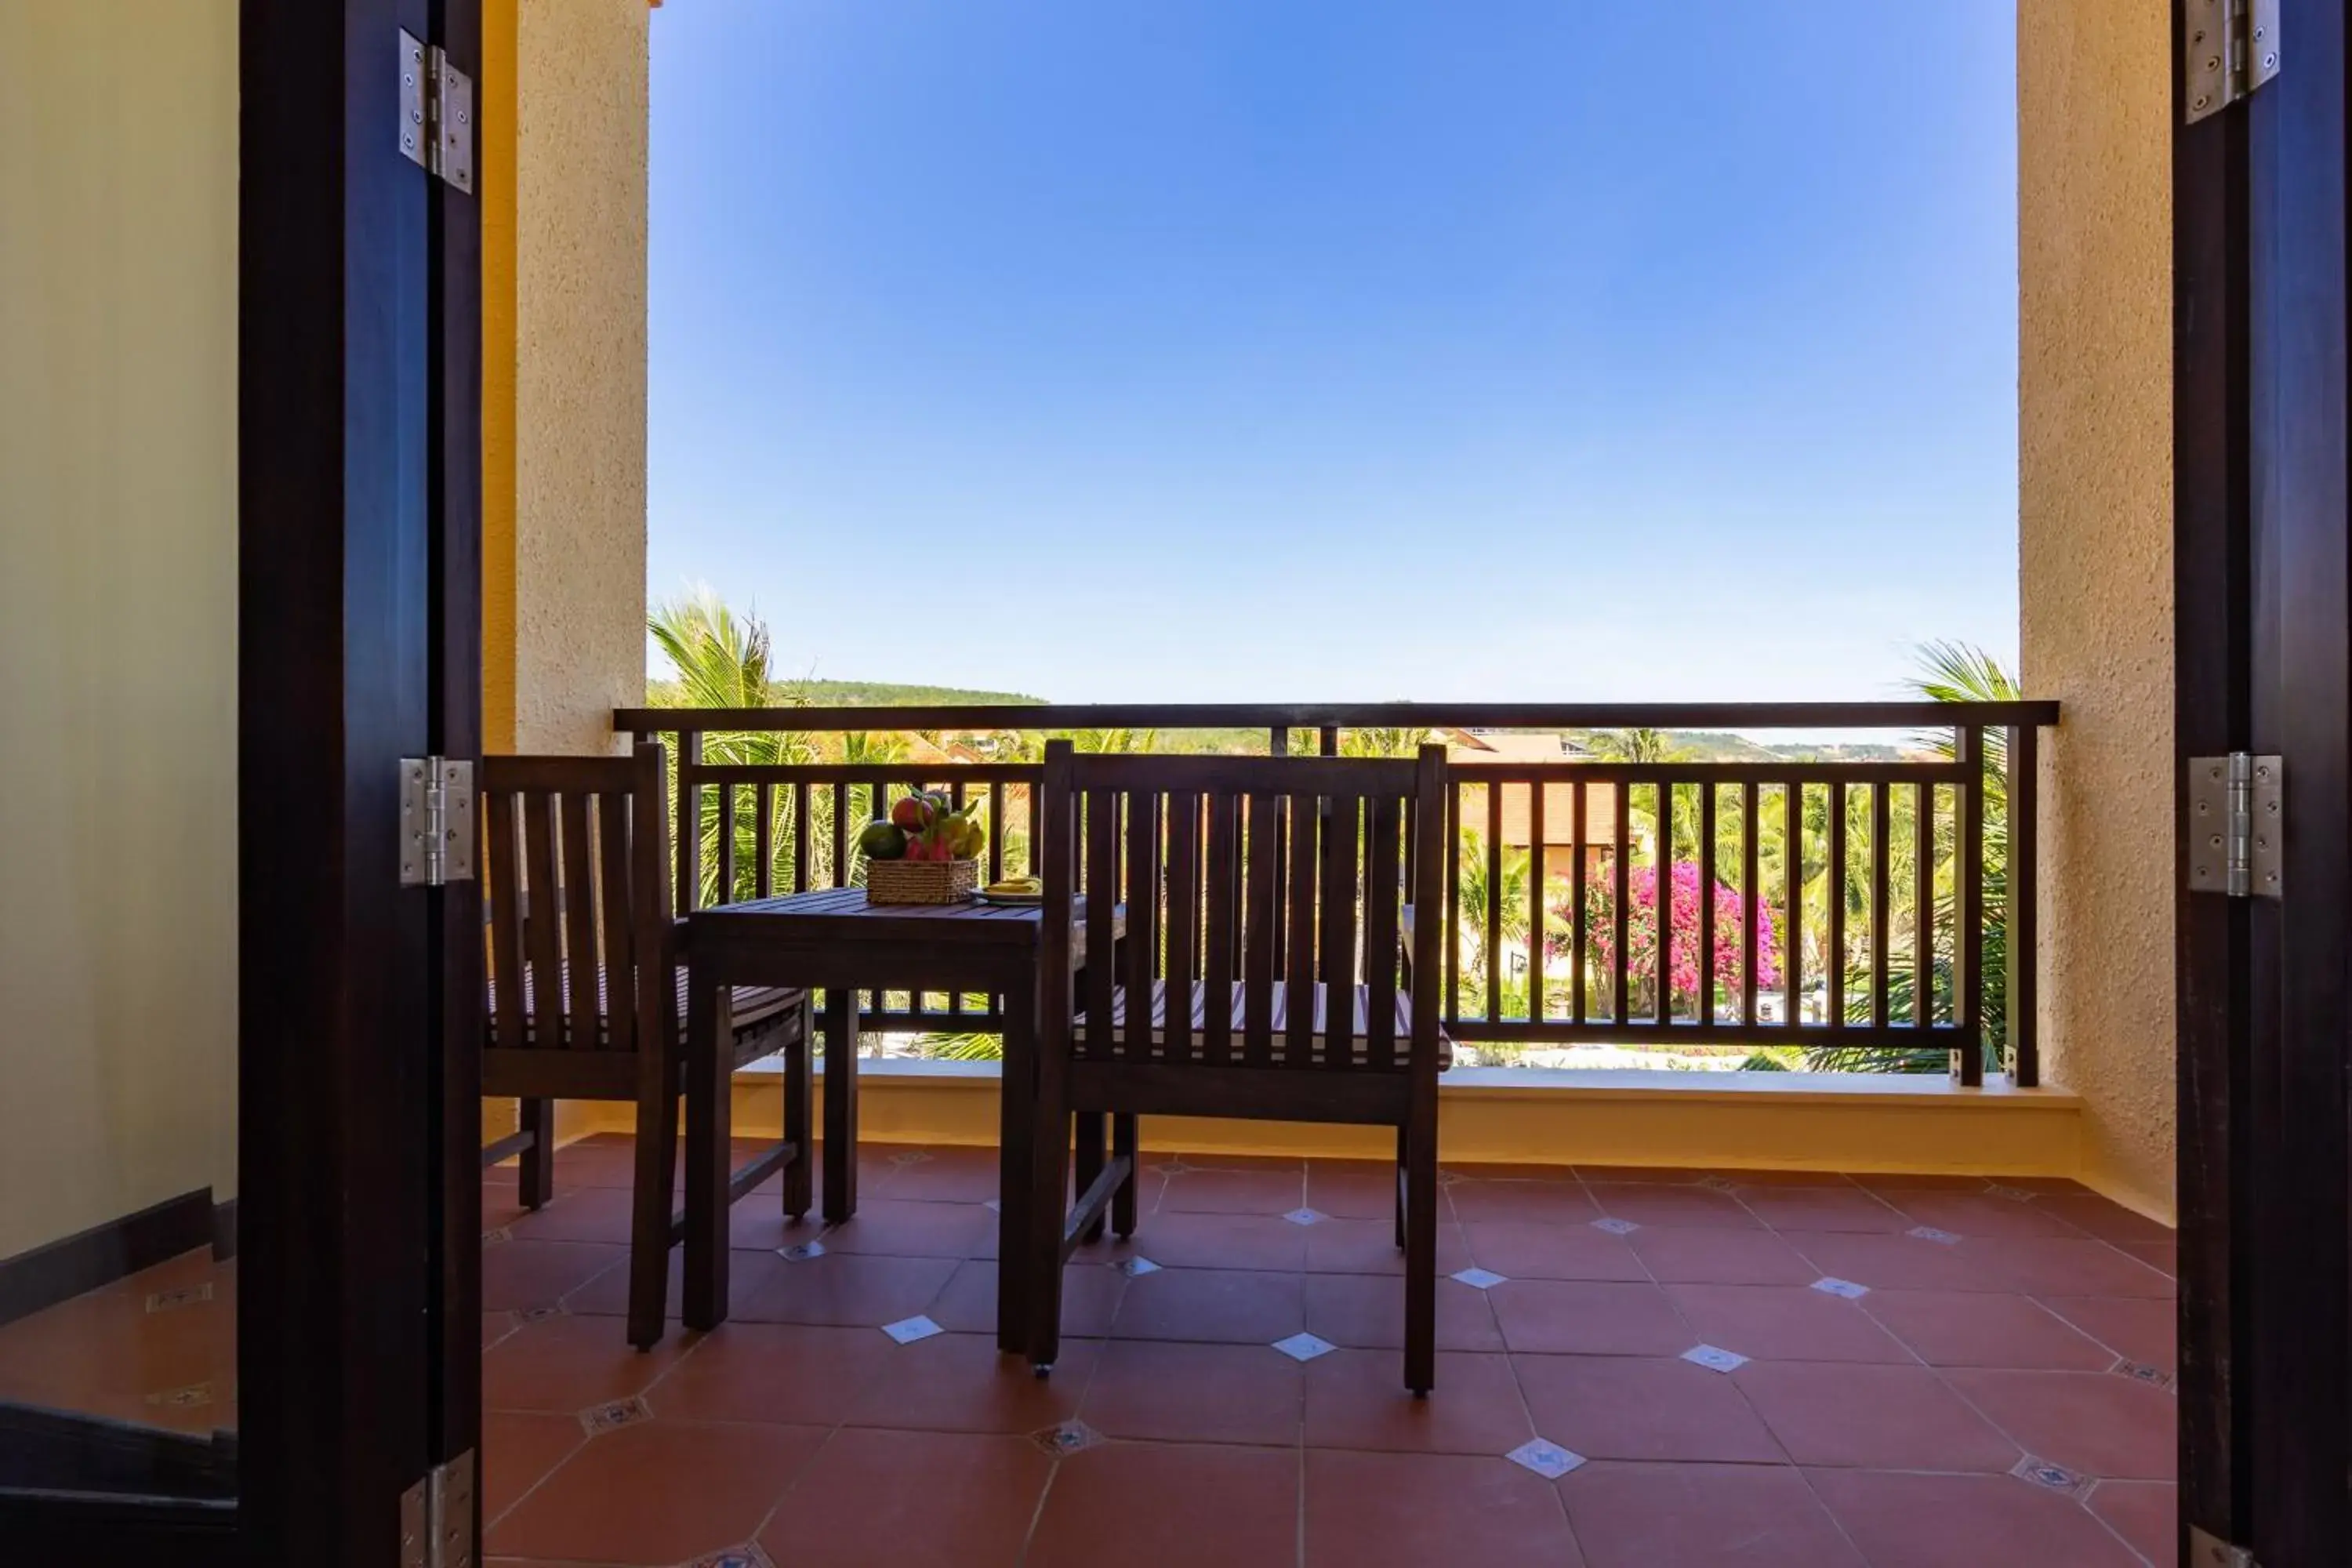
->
[471, 1138, 2178, 1567]
[0, 1246, 238, 1436]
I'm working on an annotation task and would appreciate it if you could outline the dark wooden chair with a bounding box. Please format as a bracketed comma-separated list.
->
[1021, 742, 1450, 1392]
[479, 744, 814, 1348]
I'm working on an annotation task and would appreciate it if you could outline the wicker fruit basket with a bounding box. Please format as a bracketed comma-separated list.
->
[865, 858, 980, 905]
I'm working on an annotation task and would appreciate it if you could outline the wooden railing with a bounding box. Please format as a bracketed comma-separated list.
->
[614, 702, 2055, 1084]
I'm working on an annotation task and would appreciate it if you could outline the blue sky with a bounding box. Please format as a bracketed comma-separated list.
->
[648, 2, 2017, 706]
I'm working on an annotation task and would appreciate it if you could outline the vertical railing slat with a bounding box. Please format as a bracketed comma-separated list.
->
[1741, 781, 1759, 1027]
[753, 782, 775, 898]
[2007, 724, 2041, 1085]
[713, 782, 737, 906]
[1784, 782, 1802, 1029]
[1657, 782, 1675, 1025]
[1871, 781, 1891, 1028]
[1915, 780, 1936, 1030]
[1570, 780, 1588, 1027]
[1484, 781, 1503, 1024]
[1527, 781, 1546, 1024]
[676, 731, 704, 914]
[1955, 728, 1986, 1086]
[1612, 780, 1630, 1026]
[1698, 782, 1718, 1029]
[1444, 779, 1462, 1028]
[1827, 782, 1846, 1029]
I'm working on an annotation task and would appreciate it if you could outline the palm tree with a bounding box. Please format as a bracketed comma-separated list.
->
[1585, 727, 1676, 764]
[647, 592, 822, 905]
[1817, 641, 2017, 1075]
[1455, 826, 1532, 1014]
[1339, 726, 1431, 758]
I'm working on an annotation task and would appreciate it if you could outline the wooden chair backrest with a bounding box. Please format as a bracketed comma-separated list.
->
[481, 744, 673, 1058]
[1038, 742, 1448, 1075]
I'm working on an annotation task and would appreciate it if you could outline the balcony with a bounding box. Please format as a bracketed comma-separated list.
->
[473, 701, 2159, 1561]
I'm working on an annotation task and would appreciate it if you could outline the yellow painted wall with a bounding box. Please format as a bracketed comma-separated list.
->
[0, 0, 239, 1258]
[2016, 0, 2176, 1219]
[482, 0, 649, 757]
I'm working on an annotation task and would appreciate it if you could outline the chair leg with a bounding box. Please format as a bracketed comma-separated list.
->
[1402, 1109, 1438, 1396]
[781, 1004, 814, 1220]
[1111, 1113, 1140, 1237]
[1025, 1080, 1073, 1374]
[1073, 1112, 1106, 1244]
[626, 1082, 679, 1351]
[518, 1098, 557, 1210]
[1393, 1124, 1408, 1248]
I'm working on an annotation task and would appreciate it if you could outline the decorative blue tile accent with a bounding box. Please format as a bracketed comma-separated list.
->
[778, 1240, 827, 1262]
[1906, 1225, 1963, 1245]
[982, 1198, 1003, 1213]
[2116, 1360, 2173, 1388]
[1029, 1420, 1106, 1457]
[1450, 1267, 1508, 1290]
[1591, 1218, 1641, 1236]
[144, 1383, 215, 1410]
[1986, 1183, 2038, 1202]
[481, 1225, 513, 1246]
[687, 1544, 777, 1568]
[1811, 1276, 1870, 1299]
[1271, 1332, 1337, 1363]
[1505, 1439, 1585, 1479]
[1283, 1207, 1328, 1227]
[1115, 1256, 1162, 1277]
[579, 1396, 650, 1436]
[882, 1315, 944, 1345]
[146, 1283, 214, 1314]
[1681, 1344, 1750, 1374]
[2013, 1456, 2085, 1494]
[890, 1149, 935, 1167]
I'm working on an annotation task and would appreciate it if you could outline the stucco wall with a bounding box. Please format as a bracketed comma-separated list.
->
[0, 1, 239, 1258]
[485, 0, 650, 755]
[2016, 0, 2176, 1219]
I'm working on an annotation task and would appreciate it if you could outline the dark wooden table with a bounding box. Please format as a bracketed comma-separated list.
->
[679, 887, 1116, 1349]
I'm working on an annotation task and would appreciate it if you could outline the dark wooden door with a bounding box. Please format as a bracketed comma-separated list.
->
[2174, 2, 2350, 1563]
[0, 2, 484, 1562]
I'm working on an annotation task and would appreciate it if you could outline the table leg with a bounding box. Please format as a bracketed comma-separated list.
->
[821, 987, 860, 1224]
[682, 976, 733, 1332]
[996, 972, 1036, 1355]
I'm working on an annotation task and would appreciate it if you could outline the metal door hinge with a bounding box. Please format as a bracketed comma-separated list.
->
[400, 1450, 477, 1568]
[2188, 1524, 2256, 1567]
[400, 757, 477, 887]
[2184, 0, 2280, 124]
[398, 29, 476, 193]
[2187, 753, 2281, 898]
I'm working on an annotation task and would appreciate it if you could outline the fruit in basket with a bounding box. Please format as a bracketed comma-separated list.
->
[858, 819, 907, 861]
[883, 790, 986, 863]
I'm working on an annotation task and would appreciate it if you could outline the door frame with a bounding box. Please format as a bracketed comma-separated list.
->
[2173, 0, 2351, 1562]
[0, 1, 485, 1561]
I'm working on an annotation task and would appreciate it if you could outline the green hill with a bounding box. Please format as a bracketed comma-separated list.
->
[793, 679, 1044, 707]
